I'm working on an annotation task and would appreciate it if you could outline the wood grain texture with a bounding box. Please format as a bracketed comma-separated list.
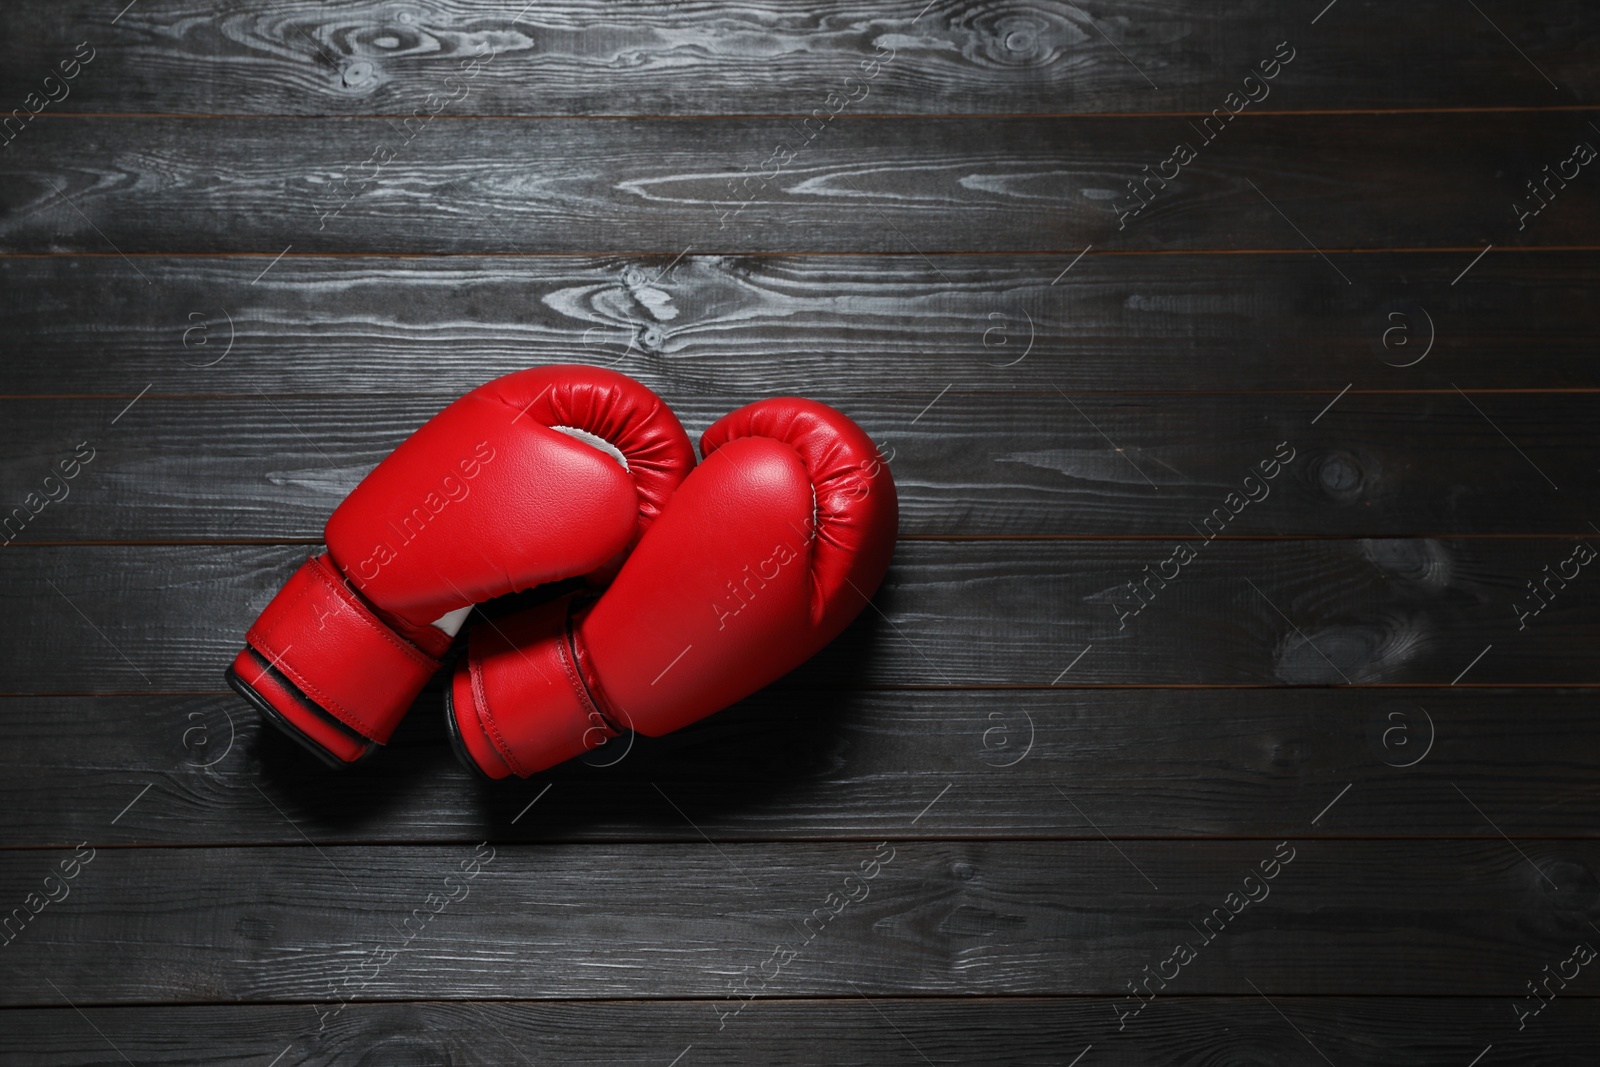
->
[2, 997, 1596, 1066]
[4, 113, 1598, 253]
[2, 0, 1595, 117]
[2, 392, 1595, 540]
[2, 839, 1598, 1004]
[3, 252, 1596, 395]
[2, 688, 1597, 846]
[0, 539, 1593, 691]
[1, 0, 1597, 1045]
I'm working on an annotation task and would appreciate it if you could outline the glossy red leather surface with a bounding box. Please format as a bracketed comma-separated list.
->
[452, 397, 897, 776]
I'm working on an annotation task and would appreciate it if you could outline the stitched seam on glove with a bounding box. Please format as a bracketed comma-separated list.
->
[305, 556, 439, 674]
[471, 653, 525, 779]
[250, 630, 364, 740]
[566, 609, 624, 739]
[242, 647, 369, 747]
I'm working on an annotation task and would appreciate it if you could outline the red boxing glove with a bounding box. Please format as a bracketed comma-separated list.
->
[228, 365, 694, 766]
[447, 397, 898, 779]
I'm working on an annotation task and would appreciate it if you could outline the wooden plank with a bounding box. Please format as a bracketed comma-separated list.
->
[0, 539, 1594, 691]
[3, 252, 1596, 396]
[4, 113, 1598, 253]
[2, 838, 1597, 1003]
[2, 688, 1597, 846]
[0, 1, 1588, 1040]
[2, 1, 1595, 116]
[2, 391, 1596, 541]
[0, 997, 1594, 1066]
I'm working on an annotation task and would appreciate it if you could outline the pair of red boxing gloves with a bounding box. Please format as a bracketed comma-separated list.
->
[226, 366, 896, 778]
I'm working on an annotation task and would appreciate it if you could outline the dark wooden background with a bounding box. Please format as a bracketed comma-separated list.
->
[2, 2, 1597, 1063]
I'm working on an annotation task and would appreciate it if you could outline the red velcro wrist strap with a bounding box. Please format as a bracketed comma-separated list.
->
[245, 555, 441, 744]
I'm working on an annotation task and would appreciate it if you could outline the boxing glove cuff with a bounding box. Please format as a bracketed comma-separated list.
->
[243, 555, 442, 745]
[448, 596, 620, 779]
